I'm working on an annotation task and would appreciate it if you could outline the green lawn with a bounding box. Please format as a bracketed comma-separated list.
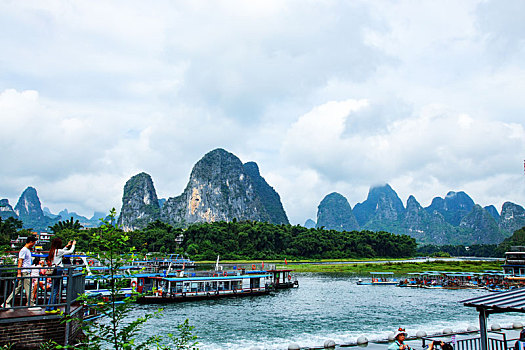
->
[195, 258, 503, 275]
[275, 260, 503, 275]
[196, 258, 408, 264]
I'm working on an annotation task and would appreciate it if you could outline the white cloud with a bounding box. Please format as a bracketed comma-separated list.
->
[1, 1, 525, 225]
[277, 100, 525, 221]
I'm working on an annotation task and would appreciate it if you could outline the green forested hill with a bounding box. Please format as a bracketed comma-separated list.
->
[181, 220, 417, 260]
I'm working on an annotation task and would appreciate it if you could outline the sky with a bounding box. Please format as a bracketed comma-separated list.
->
[1, 0, 525, 225]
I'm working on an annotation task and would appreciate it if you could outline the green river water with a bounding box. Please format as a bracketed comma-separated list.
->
[126, 273, 524, 349]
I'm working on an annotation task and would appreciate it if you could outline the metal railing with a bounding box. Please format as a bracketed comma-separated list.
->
[0, 265, 85, 313]
[423, 331, 518, 350]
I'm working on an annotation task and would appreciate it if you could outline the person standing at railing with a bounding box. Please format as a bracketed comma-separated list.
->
[45, 238, 76, 314]
[2, 236, 38, 308]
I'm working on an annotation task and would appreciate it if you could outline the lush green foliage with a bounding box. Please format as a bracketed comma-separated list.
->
[417, 244, 502, 258]
[55, 209, 198, 350]
[128, 220, 183, 254]
[180, 221, 417, 260]
[0, 216, 22, 249]
[283, 260, 503, 274]
[499, 226, 525, 252]
[416, 225, 525, 258]
[52, 227, 101, 252]
[49, 217, 84, 234]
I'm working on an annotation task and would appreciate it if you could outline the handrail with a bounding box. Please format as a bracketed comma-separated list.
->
[422, 331, 519, 350]
[0, 266, 86, 315]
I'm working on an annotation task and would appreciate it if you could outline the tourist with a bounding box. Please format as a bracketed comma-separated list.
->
[426, 340, 451, 350]
[45, 238, 76, 313]
[515, 329, 525, 350]
[29, 257, 43, 307]
[2, 236, 38, 308]
[388, 328, 411, 350]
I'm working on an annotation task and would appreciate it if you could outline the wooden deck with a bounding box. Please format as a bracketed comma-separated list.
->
[0, 303, 83, 322]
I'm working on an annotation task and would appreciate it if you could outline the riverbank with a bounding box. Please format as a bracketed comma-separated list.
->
[196, 258, 410, 264]
[275, 260, 502, 274]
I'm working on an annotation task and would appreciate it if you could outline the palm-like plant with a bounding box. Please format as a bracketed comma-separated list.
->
[49, 216, 83, 233]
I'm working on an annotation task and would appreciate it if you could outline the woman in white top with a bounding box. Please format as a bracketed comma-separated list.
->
[45, 238, 76, 313]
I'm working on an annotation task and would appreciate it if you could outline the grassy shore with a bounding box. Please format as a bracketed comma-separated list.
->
[195, 258, 503, 275]
[196, 258, 409, 264]
[274, 260, 503, 275]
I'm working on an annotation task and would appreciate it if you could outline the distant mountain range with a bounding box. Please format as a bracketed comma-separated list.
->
[309, 184, 525, 245]
[3, 148, 525, 245]
[0, 187, 105, 231]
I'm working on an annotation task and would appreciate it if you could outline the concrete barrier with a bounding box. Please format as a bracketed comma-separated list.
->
[416, 331, 427, 338]
[491, 324, 501, 331]
[324, 339, 336, 348]
[357, 336, 369, 345]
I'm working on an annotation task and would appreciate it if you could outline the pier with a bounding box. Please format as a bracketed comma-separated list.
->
[0, 266, 85, 349]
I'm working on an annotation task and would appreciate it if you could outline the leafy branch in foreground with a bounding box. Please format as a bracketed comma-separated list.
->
[51, 208, 198, 350]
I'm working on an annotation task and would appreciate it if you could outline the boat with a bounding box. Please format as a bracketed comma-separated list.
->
[131, 254, 195, 272]
[357, 272, 398, 285]
[265, 268, 298, 289]
[84, 272, 163, 298]
[137, 271, 273, 303]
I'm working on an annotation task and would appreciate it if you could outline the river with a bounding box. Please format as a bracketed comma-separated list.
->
[127, 273, 524, 349]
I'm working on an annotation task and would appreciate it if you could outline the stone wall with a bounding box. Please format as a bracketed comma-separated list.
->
[0, 314, 83, 349]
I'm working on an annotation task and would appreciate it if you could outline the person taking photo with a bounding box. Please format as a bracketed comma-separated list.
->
[45, 238, 76, 313]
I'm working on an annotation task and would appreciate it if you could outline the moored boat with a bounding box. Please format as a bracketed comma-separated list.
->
[357, 272, 398, 285]
[137, 272, 272, 303]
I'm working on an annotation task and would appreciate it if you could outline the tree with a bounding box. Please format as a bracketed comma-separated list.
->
[49, 217, 83, 234]
[180, 220, 417, 260]
[55, 209, 198, 350]
[0, 217, 23, 250]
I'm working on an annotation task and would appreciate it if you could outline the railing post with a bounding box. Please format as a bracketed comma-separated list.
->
[65, 267, 74, 315]
[479, 307, 488, 350]
[64, 267, 74, 346]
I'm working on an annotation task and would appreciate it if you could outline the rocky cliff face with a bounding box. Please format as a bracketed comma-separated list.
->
[160, 148, 279, 226]
[484, 205, 500, 222]
[0, 199, 18, 220]
[316, 192, 359, 231]
[243, 161, 289, 225]
[353, 184, 405, 231]
[14, 187, 57, 230]
[459, 204, 506, 244]
[118, 172, 160, 231]
[401, 195, 455, 245]
[500, 202, 525, 234]
[425, 191, 474, 226]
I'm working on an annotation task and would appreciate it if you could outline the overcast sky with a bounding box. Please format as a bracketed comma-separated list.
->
[1, 0, 525, 224]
